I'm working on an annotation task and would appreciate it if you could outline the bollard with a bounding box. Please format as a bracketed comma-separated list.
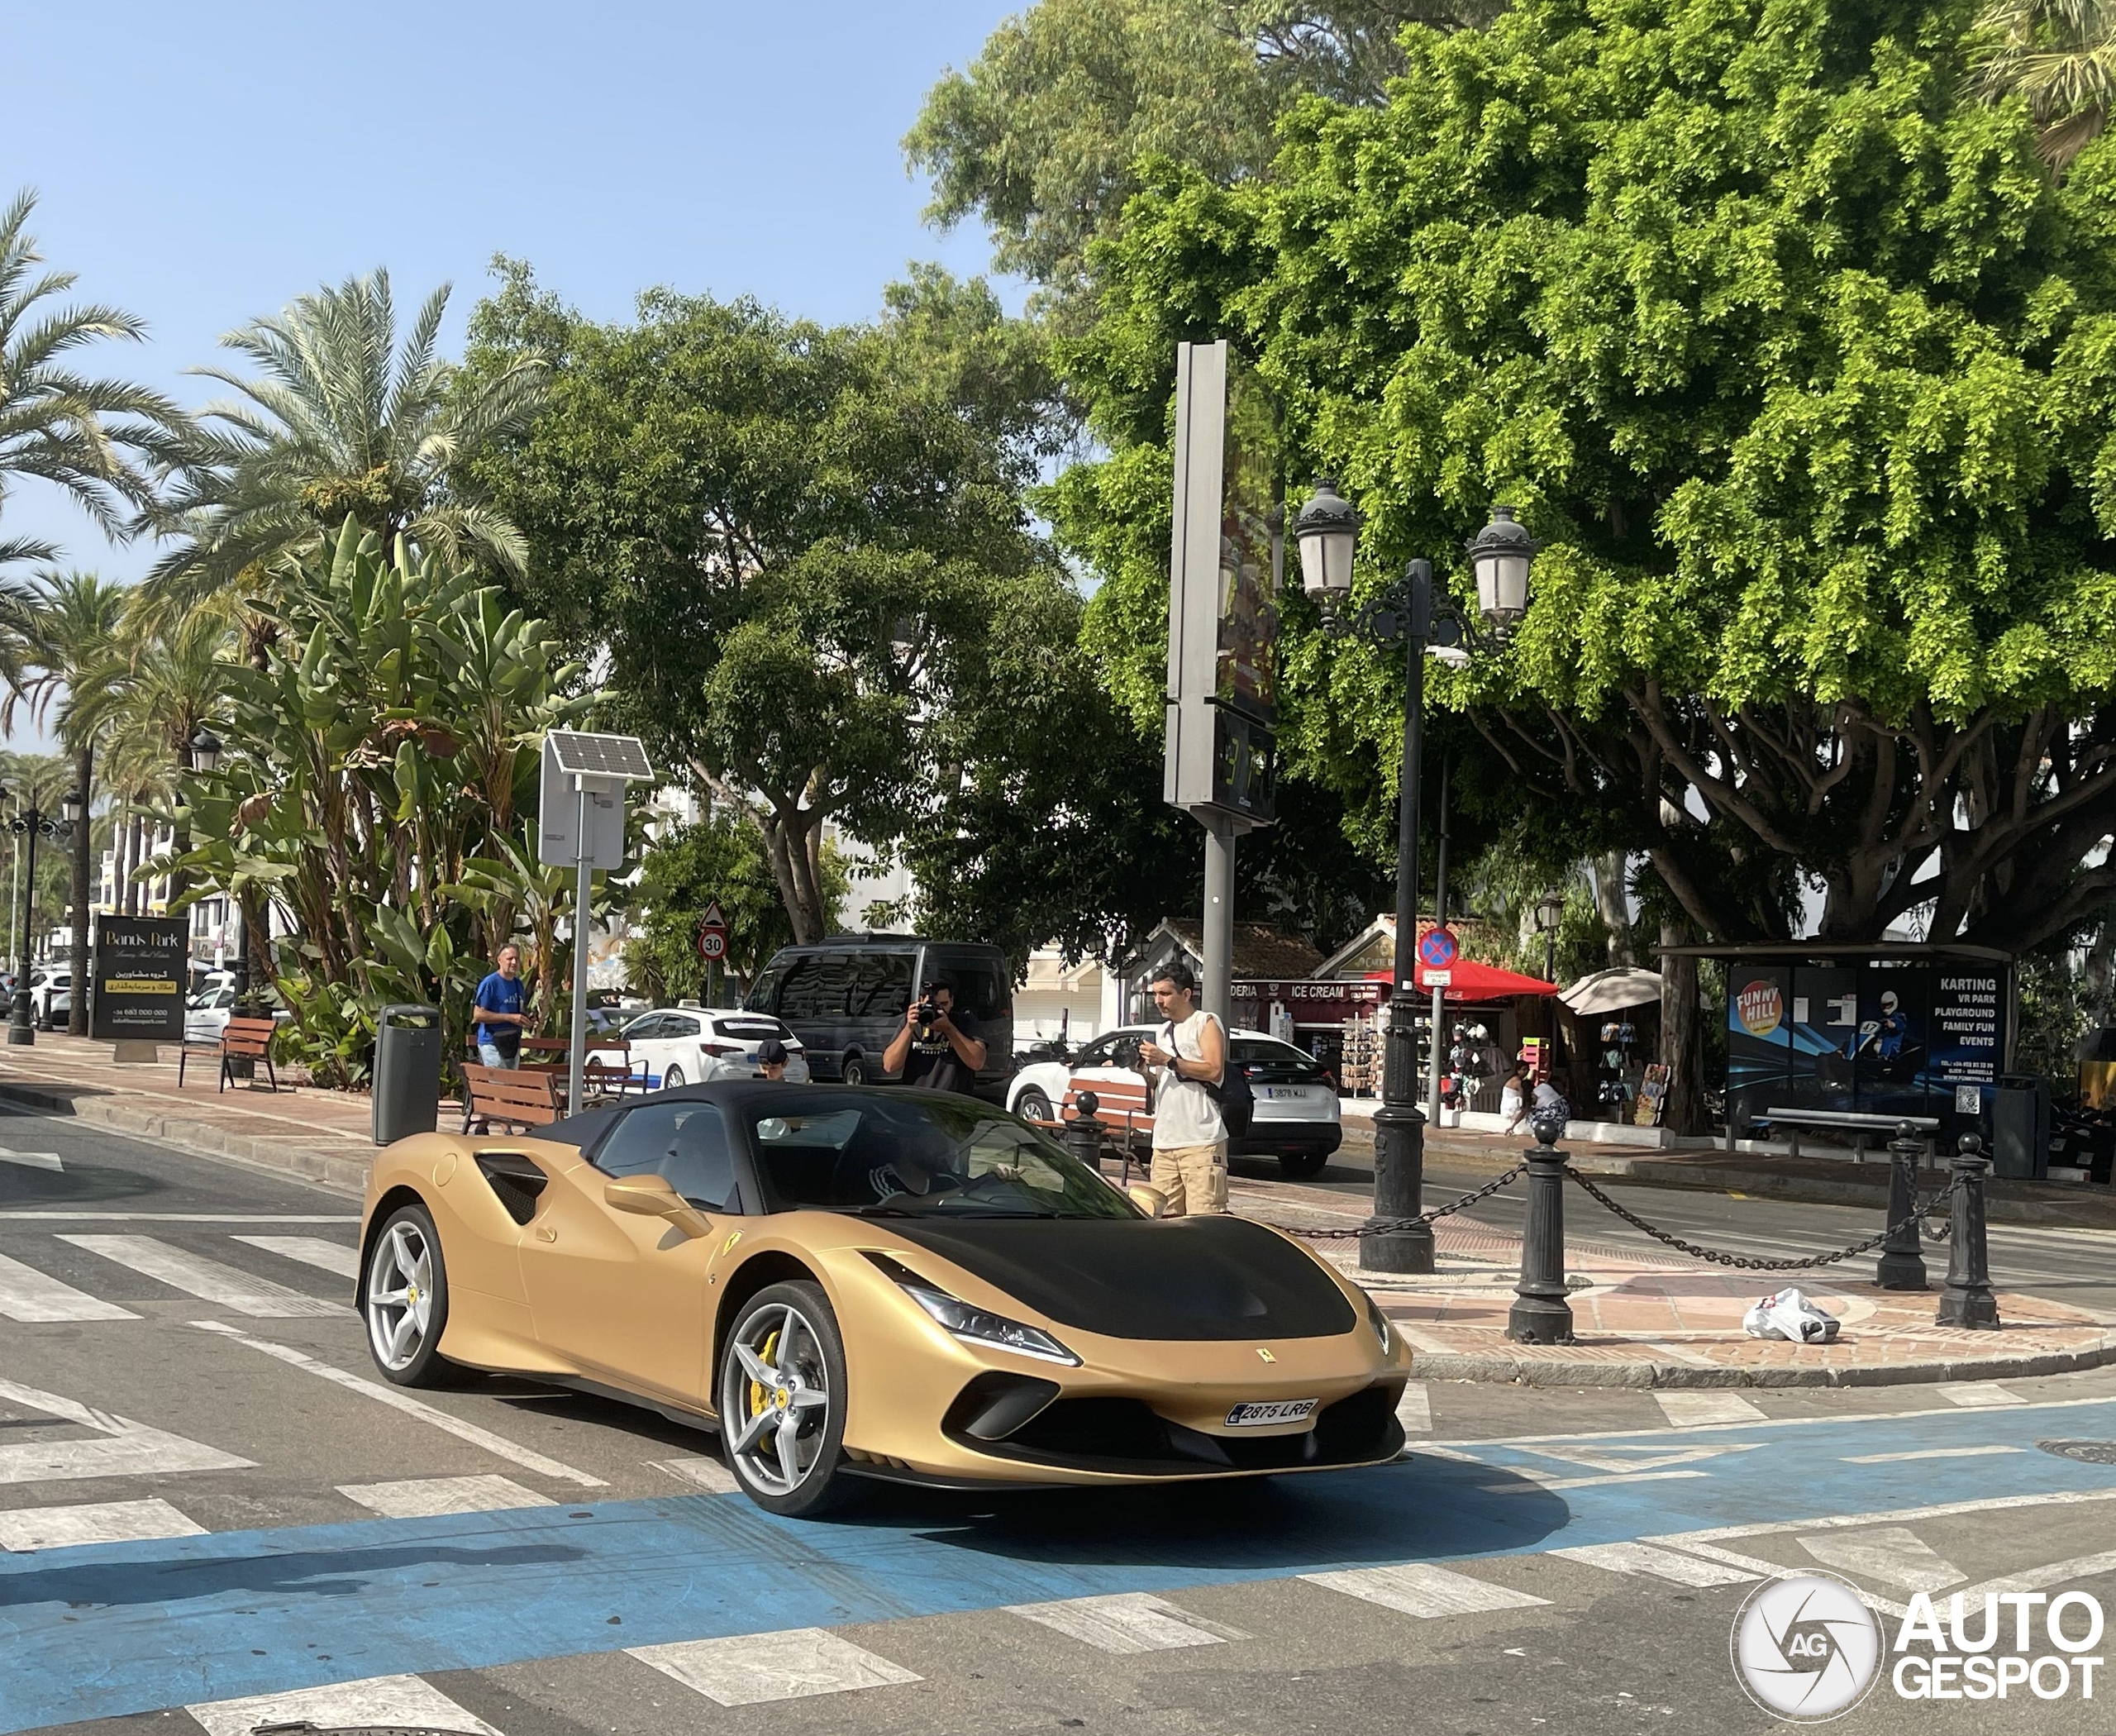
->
[1507, 1103, 1575, 1345]
[1064, 1090, 1108, 1180]
[1935, 1133, 2001, 1330]
[1874, 1120, 1928, 1291]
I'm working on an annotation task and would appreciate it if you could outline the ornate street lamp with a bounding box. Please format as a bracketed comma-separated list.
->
[1535, 889, 1566, 987]
[1296, 488, 1539, 1274]
[188, 729, 222, 774]
[7, 793, 76, 1046]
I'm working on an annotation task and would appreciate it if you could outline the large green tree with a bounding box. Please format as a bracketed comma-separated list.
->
[1059, 0, 2116, 954]
[905, 2, 1499, 311]
[464, 265, 1151, 953]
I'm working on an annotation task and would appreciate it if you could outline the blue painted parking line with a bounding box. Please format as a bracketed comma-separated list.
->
[5, 1396, 2115, 1733]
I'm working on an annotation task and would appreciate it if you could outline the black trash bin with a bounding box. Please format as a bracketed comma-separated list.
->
[1992, 1073, 2052, 1180]
[373, 1004, 442, 1145]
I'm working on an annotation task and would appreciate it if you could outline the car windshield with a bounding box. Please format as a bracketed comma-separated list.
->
[744, 1090, 1136, 1219]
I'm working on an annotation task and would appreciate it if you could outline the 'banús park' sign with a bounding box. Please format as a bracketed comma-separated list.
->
[90, 914, 188, 1042]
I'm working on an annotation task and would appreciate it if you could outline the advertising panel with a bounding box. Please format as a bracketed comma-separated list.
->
[89, 914, 188, 1042]
[1929, 969, 2004, 1113]
[1726, 967, 1792, 1133]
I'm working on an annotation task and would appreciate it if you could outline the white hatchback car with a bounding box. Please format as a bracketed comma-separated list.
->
[620, 1007, 810, 1089]
[1008, 1023, 1342, 1177]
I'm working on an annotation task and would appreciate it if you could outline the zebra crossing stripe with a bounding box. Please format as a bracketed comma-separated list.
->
[193, 1323, 606, 1486]
[1935, 1381, 2026, 1408]
[651, 1455, 739, 1494]
[1395, 1382, 1432, 1433]
[0, 1250, 139, 1321]
[230, 1235, 360, 1279]
[1550, 1541, 1761, 1586]
[60, 1235, 341, 1317]
[0, 1376, 254, 1486]
[188, 1675, 501, 1736]
[0, 1147, 62, 1171]
[1654, 1391, 1766, 1428]
[1300, 1562, 1552, 1618]
[627, 1629, 921, 1705]
[1798, 1525, 1966, 1593]
[0, 1497, 205, 1552]
[336, 1475, 555, 1519]
[1004, 1591, 1246, 1653]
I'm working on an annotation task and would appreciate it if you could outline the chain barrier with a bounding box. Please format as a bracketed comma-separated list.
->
[1565, 1166, 1966, 1271]
[1270, 1163, 1527, 1240]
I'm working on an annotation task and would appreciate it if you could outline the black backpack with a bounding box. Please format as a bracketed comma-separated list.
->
[1164, 1019, 1254, 1137]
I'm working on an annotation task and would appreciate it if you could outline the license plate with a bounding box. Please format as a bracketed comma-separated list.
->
[1264, 1086, 1310, 1101]
[1225, 1399, 1318, 1428]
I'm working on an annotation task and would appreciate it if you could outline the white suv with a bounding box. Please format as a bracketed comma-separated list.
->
[1008, 1024, 1342, 1177]
[26, 967, 70, 1028]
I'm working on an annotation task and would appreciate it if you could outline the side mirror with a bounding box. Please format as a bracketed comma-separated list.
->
[1127, 1184, 1167, 1219]
[604, 1174, 711, 1236]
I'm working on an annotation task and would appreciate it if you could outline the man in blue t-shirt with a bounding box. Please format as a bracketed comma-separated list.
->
[474, 943, 527, 1068]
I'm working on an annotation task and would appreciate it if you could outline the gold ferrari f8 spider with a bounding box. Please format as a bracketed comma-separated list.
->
[358, 1082, 1412, 1514]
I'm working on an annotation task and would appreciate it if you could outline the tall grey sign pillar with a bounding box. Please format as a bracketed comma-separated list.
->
[540, 732, 654, 1113]
[1164, 340, 1280, 1024]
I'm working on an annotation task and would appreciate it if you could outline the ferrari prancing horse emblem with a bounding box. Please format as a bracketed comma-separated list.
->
[1256, 1347, 1275, 1362]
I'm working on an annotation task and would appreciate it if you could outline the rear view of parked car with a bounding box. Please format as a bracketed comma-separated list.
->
[622, 1008, 809, 1087]
[744, 937, 1013, 1096]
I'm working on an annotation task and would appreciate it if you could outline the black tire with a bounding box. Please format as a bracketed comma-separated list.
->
[717, 1280, 853, 1517]
[664, 1063, 686, 1090]
[840, 1053, 868, 1086]
[363, 1203, 455, 1387]
[1015, 1087, 1054, 1123]
[1278, 1148, 1332, 1180]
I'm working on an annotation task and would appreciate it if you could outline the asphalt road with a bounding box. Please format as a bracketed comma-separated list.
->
[1299, 1137, 2116, 1317]
[5, 1111, 2116, 1736]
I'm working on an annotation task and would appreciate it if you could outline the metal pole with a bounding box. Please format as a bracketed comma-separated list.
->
[1365, 560, 1434, 1274]
[1427, 758, 1450, 1123]
[1935, 1133, 2000, 1328]
[9, 815, 38, 1045]
[567, 780, 591, 1115]
[1875, 1120, 1928, 1290]
[1201, 813, 1235, 1026]
[1508, 1106, 1575, 1343]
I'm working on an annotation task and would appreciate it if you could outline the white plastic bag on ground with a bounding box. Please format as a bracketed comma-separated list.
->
[1742, 1287, 1841, 1343]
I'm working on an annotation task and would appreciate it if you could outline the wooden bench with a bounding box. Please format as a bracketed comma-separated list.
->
[461, 1063, 565, 1133]
[179, 1016, 280, 1094]
[1054, 1079, 1156, 1182]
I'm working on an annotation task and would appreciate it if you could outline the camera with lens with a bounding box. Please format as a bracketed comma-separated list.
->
[1109, 1033, 1146, 1071]
[915, 982, 946, 1033]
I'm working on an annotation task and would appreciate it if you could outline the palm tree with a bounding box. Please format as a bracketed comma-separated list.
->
[1, 570, 129, 1033]
[140, 269, 547, 610]
[0, 189, 188, 577]
[1969, 1, 2116, 172]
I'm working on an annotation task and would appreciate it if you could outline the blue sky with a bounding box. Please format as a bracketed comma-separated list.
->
[1, 0, 1017, 647]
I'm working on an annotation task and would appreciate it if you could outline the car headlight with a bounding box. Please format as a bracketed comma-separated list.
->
[1365, 1293, 1395, 1352]
[899, 1281, 1081, 1366]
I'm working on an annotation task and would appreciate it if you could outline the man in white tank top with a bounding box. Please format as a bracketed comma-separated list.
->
[1138, 961, 1227, 1214]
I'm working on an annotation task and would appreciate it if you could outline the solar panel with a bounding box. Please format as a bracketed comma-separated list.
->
[546, 731, 654, 781]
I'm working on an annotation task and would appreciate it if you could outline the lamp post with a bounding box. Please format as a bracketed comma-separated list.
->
[1296, 485, 1538, 1274]
[1534, 889, 1565, 987]
[187, 729, 241, 1001]
[7, 789, 81, 1046]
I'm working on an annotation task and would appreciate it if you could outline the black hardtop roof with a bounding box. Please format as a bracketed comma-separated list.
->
[534, 1078, 993, 1147]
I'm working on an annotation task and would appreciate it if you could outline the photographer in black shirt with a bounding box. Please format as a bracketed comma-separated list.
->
[882, 977, 986, 1095]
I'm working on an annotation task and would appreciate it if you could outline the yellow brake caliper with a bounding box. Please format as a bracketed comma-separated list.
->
[748, 1327, 780, 1425]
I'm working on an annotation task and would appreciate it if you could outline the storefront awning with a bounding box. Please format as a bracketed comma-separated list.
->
[1378, 961, 1560, 1002]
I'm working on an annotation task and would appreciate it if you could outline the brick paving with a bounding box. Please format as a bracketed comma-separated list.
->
[1227, 1171, 2116, 1387]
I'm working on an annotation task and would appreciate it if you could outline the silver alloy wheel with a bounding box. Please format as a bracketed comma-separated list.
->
[665, 1063, 686, 1089]
[365, 1219, 434, 1372]
[721, 1301, 832, 1495]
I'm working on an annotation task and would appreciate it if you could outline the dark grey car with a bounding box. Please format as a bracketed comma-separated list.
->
[743, 937, 1013, 1097]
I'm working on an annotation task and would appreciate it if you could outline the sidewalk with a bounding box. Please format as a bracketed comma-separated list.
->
[1338, 1099, 2116, 1230]
[1231, 1171, 2116, 1391]
[0, 1032, 378, 1192]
